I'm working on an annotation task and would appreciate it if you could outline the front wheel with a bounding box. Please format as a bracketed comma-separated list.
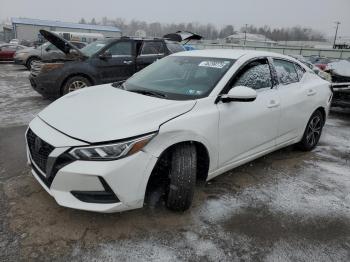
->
[166, 144, 197, 211]
[26, 57, 40, 70]
[297, 110, 324, 151]
[62, 76, 91, 95]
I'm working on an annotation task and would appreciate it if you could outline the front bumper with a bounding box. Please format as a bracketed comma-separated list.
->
[29, 73, 62, 99]
[26, 117, 158, 213]
[14, 57, 25, 65]
[332, 87, 350, 108]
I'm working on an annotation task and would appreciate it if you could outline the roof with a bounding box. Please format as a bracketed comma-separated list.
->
[173, 49, 298, 61]
[11, 17, 120, 32]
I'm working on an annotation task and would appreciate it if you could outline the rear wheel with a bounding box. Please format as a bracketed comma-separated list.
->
[297, 110, 324, 151]
[62, 76, 91, 95]
[166, 144, 197, 211]
[26, 57, 40, 70]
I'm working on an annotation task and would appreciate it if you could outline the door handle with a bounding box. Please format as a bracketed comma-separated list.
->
[307, 89, 316, 96]
[267, 100, 280, 108]
[123, 60, 133, 65]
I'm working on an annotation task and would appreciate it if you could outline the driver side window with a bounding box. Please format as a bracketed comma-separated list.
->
[232, 59, 272, 90]
[106, 42, 132, 57]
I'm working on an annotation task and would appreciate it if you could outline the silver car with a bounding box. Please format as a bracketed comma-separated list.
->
[14, 41, 86, 69]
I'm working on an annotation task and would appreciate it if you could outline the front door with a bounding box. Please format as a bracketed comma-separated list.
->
[92, 41, 135, 84]
[217, 58, 280, 167]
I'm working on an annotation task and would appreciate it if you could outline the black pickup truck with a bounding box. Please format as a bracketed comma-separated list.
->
[29, 30, 185, 99]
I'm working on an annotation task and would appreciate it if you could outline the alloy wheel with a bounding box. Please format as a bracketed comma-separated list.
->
[68, 81, 87, 93]
[306, 115, 322, 146]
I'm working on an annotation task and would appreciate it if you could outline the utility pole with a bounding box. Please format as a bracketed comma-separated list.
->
[333, 21, 340, 49]
[244, 24, 248, 46]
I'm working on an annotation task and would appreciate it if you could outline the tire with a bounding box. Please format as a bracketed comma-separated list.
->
[62, 76, 91, 95]
[26, 57, 40, 70]
[166, 144, 197, 211]
[297, 110, 324, 151]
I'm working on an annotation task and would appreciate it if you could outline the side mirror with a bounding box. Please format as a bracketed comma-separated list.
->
[220, 86, 257, 103]
[99, 51, 112, 60]
[45, 47, 50, 52]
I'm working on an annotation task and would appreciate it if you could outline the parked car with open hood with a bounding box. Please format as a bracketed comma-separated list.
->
[14, 40, 87, 69]
[29, 30, 185, 99]
[25, 49, 332, 213]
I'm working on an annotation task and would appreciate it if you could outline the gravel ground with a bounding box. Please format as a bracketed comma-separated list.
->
[0, 63, 349, 261]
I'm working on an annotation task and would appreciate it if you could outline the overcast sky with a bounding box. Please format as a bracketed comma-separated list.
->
[1, 0, 349, 37]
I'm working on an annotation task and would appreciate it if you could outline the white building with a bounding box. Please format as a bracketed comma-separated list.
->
[11, 17, 121, 42]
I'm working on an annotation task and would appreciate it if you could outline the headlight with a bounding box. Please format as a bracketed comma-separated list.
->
[69, 133, 156, 161]
[41, 63, 64, 73]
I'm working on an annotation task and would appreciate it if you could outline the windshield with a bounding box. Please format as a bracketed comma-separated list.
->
[37, 42, 50, 49]
[80, 40, 107, 56]
[124, 56, 235, 100]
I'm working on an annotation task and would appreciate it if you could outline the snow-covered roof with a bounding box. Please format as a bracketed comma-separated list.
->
[11, 17, 120, 32]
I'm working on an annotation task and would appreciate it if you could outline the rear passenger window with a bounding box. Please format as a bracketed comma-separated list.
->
[295, 64, 305, 80]
[274, 59, 299, 84]
[141, 42, 165, 55]
[233, 59, 272, 90]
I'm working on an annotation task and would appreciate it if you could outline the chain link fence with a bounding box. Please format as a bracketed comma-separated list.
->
[191, 43, 350, 59]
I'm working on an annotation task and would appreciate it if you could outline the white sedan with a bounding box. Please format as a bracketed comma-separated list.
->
[25, 50, 332, 213]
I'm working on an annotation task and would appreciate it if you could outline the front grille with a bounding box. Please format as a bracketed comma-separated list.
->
[26, 129, 54, 174]
[30, 61, 43, 77]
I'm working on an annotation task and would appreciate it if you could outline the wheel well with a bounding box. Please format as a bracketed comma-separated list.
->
[315, 107, 326, 124]
[26, 56, 41, 65]
[60, 73, 94, 95]
[145, 141, 210, 199]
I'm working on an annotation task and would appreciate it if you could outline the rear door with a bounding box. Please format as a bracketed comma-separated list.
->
[92, 40, 136, 83]
[272, 58, 314, 145]
[136, 40, 166, 71]
[217, 58, 280, 167]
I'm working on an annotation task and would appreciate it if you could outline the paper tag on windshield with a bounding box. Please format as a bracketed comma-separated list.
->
[199, 61, 230, 69]
[96, 44, 105, 47]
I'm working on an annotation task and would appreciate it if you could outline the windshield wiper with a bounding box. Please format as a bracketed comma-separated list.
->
[112, 81, 126, 89]
[129, 89, 167, 98]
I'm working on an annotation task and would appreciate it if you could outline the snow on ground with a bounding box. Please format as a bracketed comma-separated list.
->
[0, 63, 50, 128]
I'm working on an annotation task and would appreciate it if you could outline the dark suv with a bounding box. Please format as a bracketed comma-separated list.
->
[29, 30, 185, 99]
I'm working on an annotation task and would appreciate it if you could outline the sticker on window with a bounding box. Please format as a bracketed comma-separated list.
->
[187, 90, 203, 95]
[199, 61, 230, 69]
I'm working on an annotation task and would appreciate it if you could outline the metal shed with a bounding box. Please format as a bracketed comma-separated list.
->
[11, 18, 121, 42]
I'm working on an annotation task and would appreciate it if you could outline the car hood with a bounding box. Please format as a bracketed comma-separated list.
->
[163, 31, 202, 43]
[39, 30, 86, 58]
[38, 85, 196, 143]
